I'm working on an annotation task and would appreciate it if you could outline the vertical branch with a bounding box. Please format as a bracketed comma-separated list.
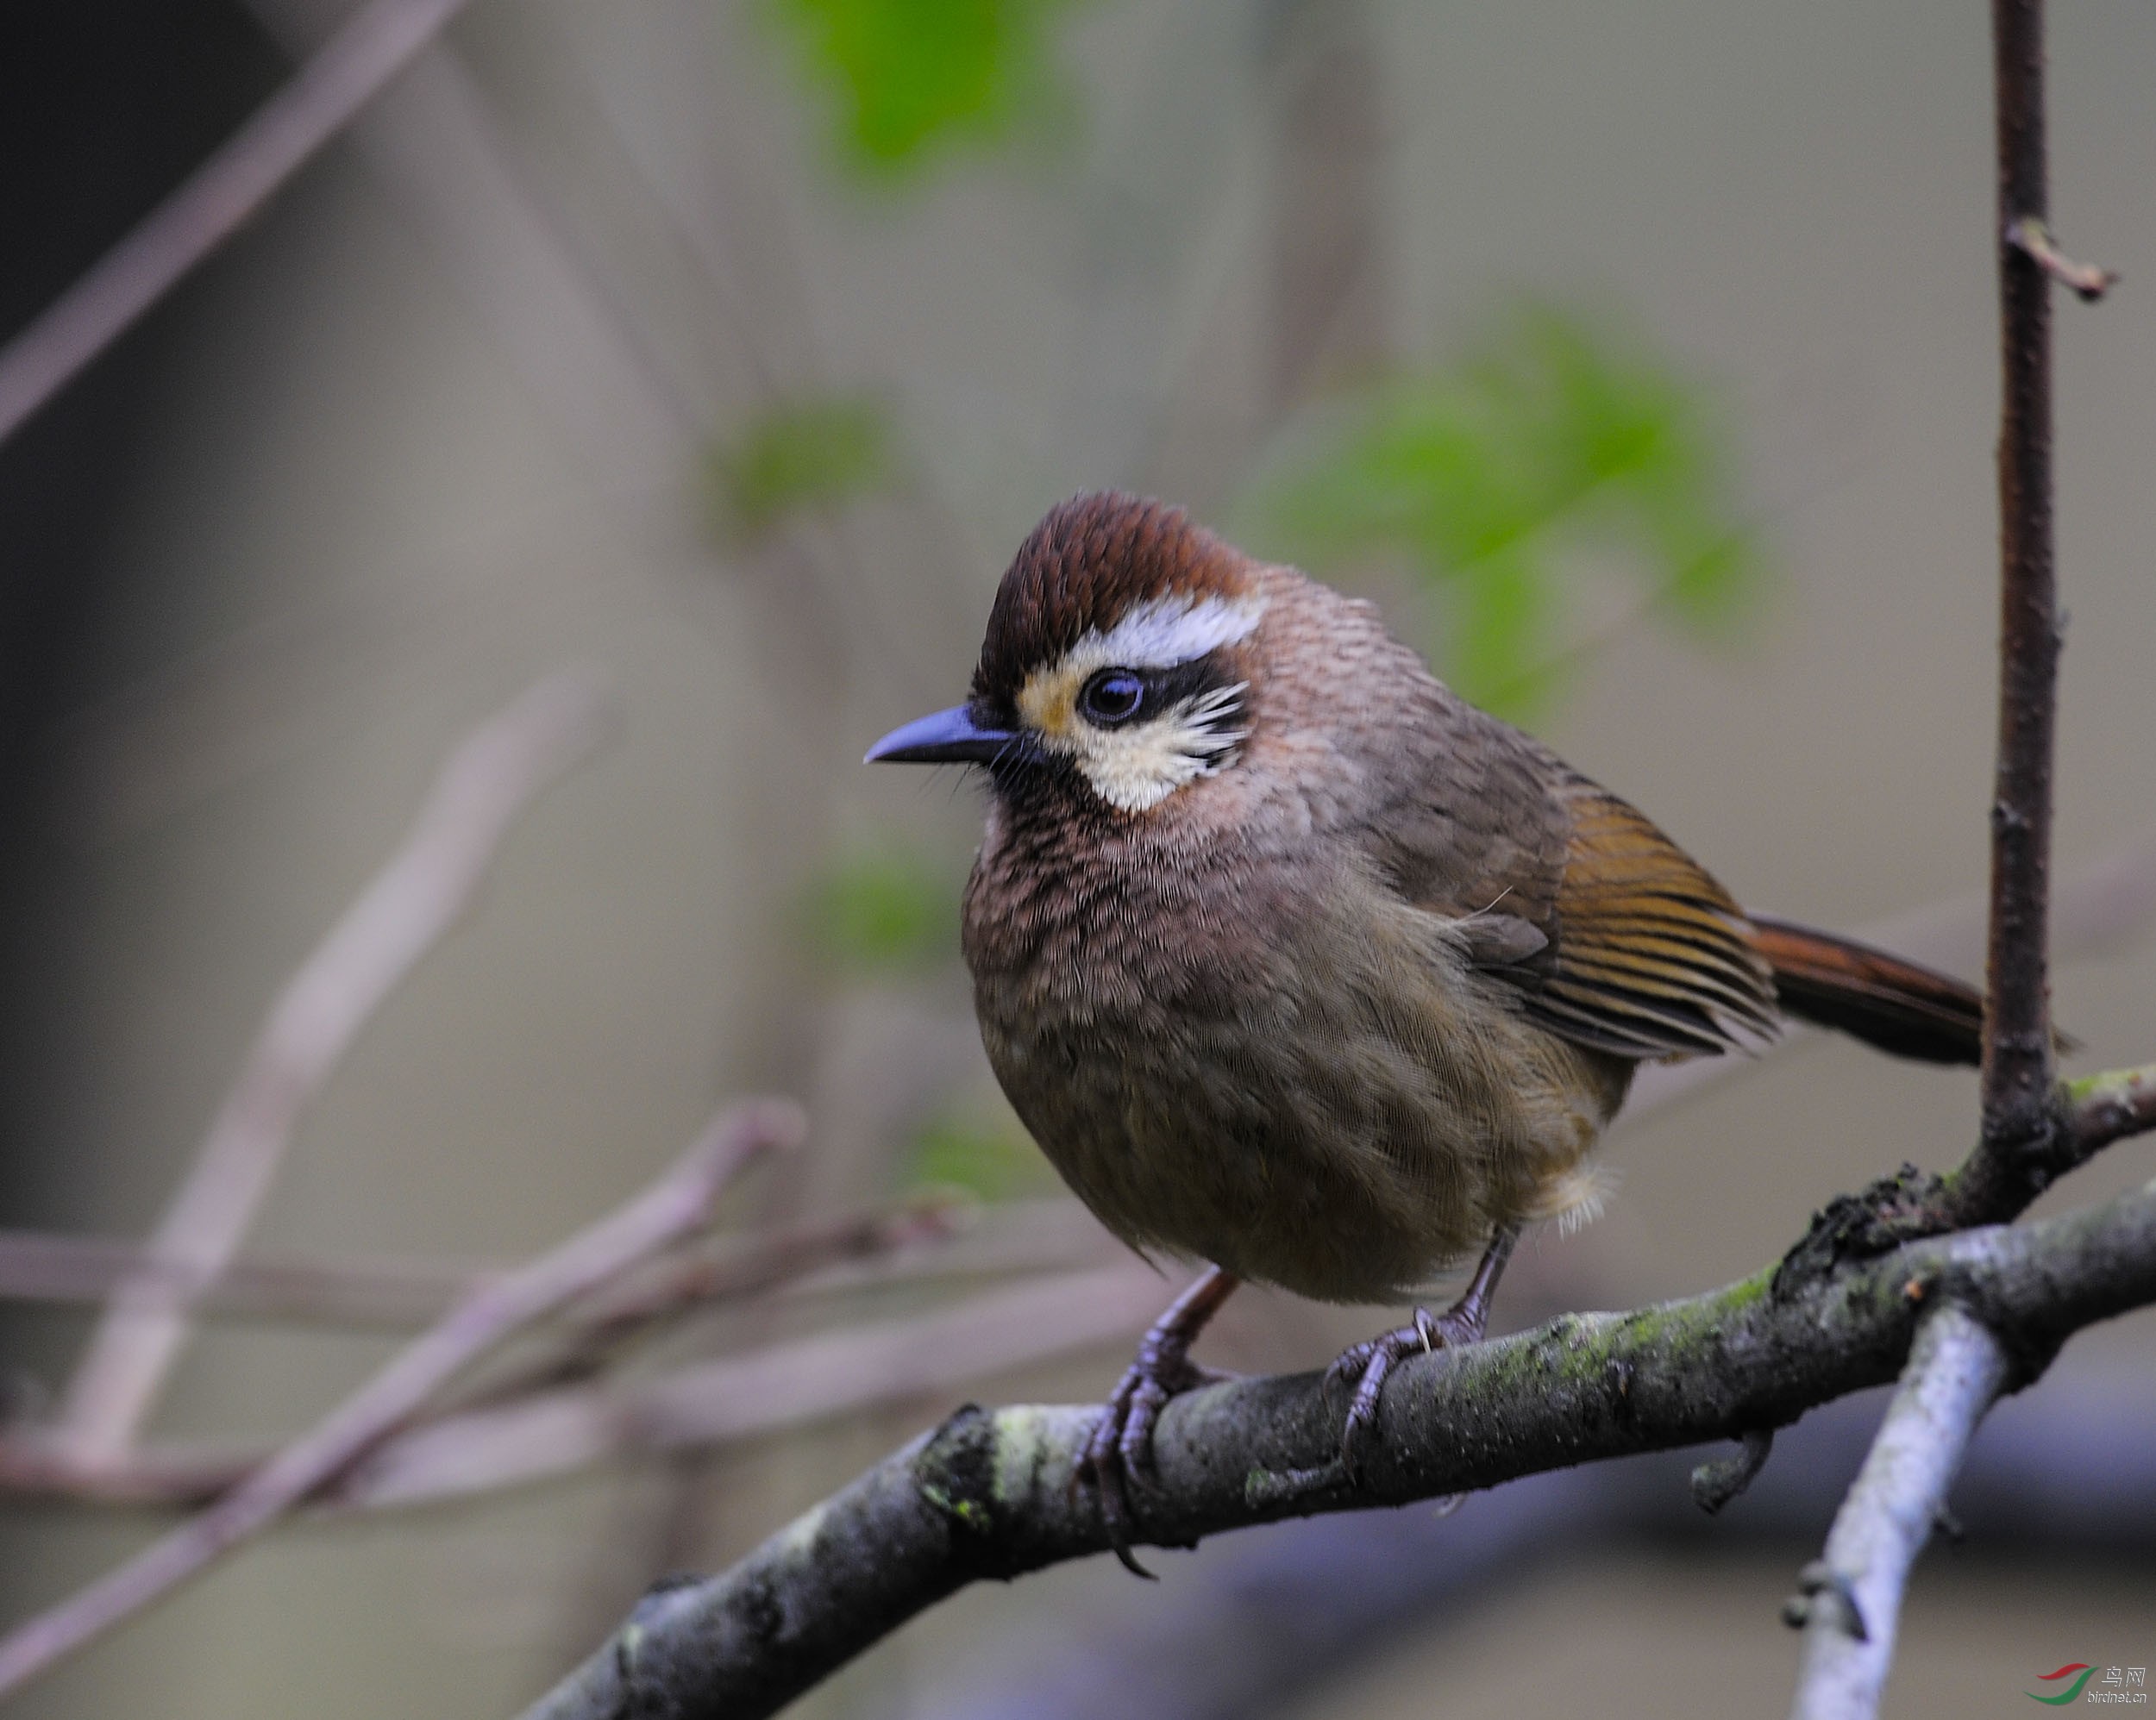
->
[1978, 0, 2060, 1169]
[1935, 0, 2113, 1231]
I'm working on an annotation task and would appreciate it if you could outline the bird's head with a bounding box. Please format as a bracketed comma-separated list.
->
[867, 492, 1270, 816]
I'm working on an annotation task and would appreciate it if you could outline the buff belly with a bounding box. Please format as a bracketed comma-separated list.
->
[970, 885, 1634, 1306]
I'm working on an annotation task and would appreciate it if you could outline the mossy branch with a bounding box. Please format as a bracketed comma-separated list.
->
[518, 1070, 2156, 1720]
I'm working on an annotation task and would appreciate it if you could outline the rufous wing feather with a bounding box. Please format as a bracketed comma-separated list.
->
[1522, 781, 1782, 1060]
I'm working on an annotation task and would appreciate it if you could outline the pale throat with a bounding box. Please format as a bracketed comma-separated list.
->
[1016, 592, 1266, 813]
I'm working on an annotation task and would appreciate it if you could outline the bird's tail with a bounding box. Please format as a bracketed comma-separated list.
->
[1747, 912, 1986, 1066]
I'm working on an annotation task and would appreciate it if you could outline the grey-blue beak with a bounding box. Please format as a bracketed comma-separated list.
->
[864, 704, 1020, 766]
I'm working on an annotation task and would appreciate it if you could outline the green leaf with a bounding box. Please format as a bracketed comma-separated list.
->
[762, 0, 1080, 175]
[806, 844, 959, 972]
[1246, 304, 1762, 722]
[706, 396, 893, 544]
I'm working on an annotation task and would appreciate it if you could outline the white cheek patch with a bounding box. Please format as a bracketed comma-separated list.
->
[1068, 681, 1250, 812]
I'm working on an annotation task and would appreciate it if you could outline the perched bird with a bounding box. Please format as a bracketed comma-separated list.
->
[867, 491, 1983, 1558]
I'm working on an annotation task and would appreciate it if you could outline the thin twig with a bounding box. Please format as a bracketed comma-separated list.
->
[337, 1262, 1166, 1510]
[546, 1198, 972, 1354]
[56, 672, 614, 1460]
[2066, 1062, 2156, 1154]
[0, 1101, 802, 1701]
[1977, 0, 2061, 1179]
[1689, 1427, 1774, 1516]
[2006, 217, 2118, 302]
[1787, 1305, 2009, 1720]
[0, 0, 492, 449]
[0, 1231, 482, 1329]
[0, 1261, 1164, 1514]
[0, 1197, 1101, 1329]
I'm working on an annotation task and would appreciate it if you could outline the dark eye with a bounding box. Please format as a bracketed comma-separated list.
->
[1078, 670, 1146, 728]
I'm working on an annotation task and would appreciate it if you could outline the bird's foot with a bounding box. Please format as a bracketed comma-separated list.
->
[1077, 1267, 1239, 1578]
[1081, 1350, 1226, 1576]
[1322, 1299, 1492, 1478]
[1321, 1223, 1520, 1483]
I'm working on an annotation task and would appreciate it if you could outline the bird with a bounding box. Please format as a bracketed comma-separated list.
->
[866, 490, 1985, 1563]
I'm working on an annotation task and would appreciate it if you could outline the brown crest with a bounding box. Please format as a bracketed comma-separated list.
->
[970, 492, 1252, 717]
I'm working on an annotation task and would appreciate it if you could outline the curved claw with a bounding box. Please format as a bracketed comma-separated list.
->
[1319, 1339, 1375, 1420]
[1331, 1301, 1489, 1478]
[1337, 1326, 1416, 1478]
[1328, 1225, 1522, 1481]
[1075, 1267, 1241, 1579]
[1081, 1364, 1178, 1578]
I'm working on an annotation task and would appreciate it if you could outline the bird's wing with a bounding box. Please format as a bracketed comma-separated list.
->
[1517, 776, 1780, 1059]
[1364, 698, 1777, 1060]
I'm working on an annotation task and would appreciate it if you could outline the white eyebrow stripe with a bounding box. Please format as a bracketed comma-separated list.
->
[1071, 593, 1266, 672]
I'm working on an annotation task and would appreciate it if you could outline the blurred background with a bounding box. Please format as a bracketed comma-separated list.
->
[1, 0, 2153, 1715]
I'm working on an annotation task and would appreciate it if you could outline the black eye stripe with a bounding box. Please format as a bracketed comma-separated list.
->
[1075, 660, 1246, 732]
[1139, 660, 1224, 708]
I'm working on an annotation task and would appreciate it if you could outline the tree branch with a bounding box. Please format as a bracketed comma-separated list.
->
[1975, 0, 2061, 1184]
[0, 0, 493, 449]
[55, 672, 613, 1460]
[516, 1158, 2156, 1720]
[0, 1102, 803, 1701]
[1786, 1305, 2009, 1720]
[899, 1372, 2156, 1720]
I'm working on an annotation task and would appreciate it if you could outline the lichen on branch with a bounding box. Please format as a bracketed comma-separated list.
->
[520, 1146, 2156, 1720]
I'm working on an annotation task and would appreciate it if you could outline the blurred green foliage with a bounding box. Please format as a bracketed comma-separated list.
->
[902, 1108, 1056, 1201]
[1250, 306, 1760, 721]
[705, 395, 893, 543]
[763, 0, 1078, 174]
[807, 844, 961, 972]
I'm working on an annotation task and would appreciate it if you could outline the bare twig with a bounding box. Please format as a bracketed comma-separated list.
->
[0, 0, 492, 449]
[0, 1260, 1163, 1514]
[549, 1198, 971, 1353]
[0, 1230, 481, 1329]
[0, 1101, 801, 1700]
[56, 672, 614, 1460]
[1689, 1427, 1774, 1516]
[1787, 1305, 2009, 1720]
[2066, 1062, 2156, 1154]
[1977, 0, 2061, 1175]
[0, 1197, 1103, 1330]
[337, 1262, 1165, 1510]
[2006, 217, 2117, 302]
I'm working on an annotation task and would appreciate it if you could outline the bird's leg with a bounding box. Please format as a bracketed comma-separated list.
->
[1081, 1265, 1239, 1576]
[1324, 1223, 1522, 1479]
